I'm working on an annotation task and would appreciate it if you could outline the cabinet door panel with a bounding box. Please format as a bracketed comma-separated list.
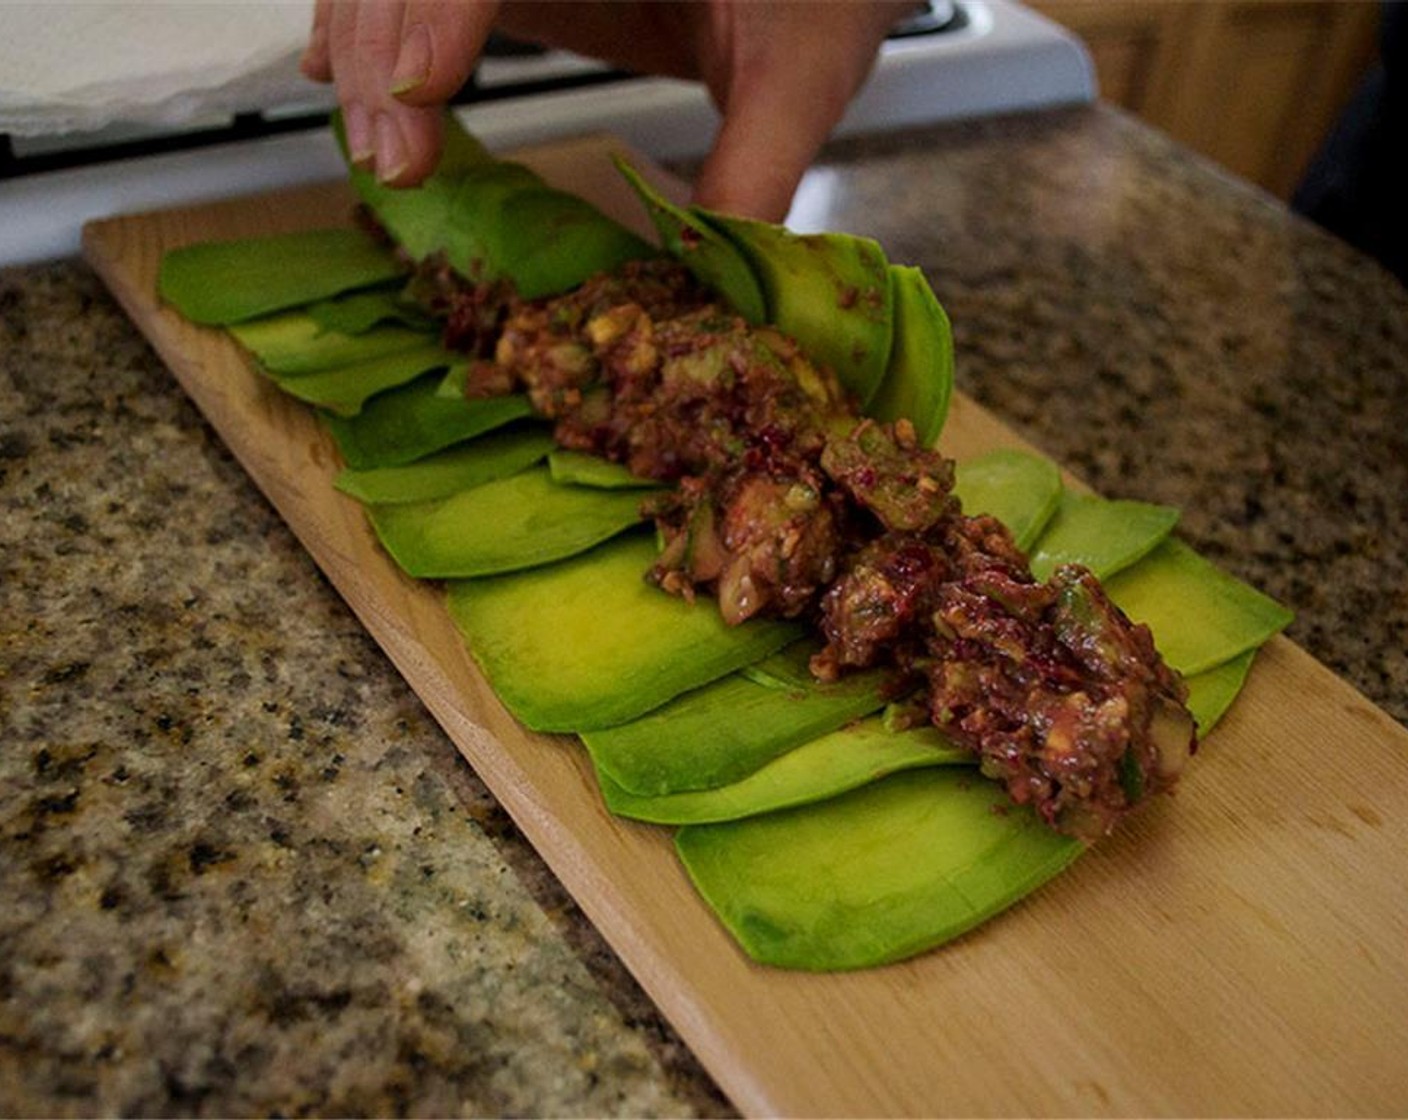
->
[1031, 0, 1380, 199]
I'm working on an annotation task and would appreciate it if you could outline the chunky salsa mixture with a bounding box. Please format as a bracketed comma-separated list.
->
[414, 255, 1195, 839]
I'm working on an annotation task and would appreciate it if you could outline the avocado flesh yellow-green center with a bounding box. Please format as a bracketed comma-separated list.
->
[334, 426, 555, 505]
[446, 531, 803, 733]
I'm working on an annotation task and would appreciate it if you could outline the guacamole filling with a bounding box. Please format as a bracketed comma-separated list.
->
[415, 253, 1195, 839]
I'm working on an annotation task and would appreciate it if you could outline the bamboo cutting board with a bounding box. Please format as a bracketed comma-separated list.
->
[84, 135, 1408, 1117]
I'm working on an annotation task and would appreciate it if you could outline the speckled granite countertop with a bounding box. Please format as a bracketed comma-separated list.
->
[3, 104, 1406, 1116]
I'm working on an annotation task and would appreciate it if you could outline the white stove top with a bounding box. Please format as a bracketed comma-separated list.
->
[0, 0, 1092, 266]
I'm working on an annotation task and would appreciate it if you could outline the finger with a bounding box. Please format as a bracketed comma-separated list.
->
[349, 0, 414, 111]
[390, 0, 499, 105]
[327, 0, 406, 166]
[374, 104, 447, 186]
[352, 0, 420, 179]
[300, 0, 334, 82]
[335, 0, 454, 186]
[691, 71, 850, 222]
[690, 1, 904, 221]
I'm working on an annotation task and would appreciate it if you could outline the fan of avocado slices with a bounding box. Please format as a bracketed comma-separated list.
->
[157, 111, 1293, 972]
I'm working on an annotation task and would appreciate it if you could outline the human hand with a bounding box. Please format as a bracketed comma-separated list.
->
[300, 0, 908, 221]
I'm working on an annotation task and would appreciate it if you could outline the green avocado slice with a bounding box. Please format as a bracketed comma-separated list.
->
[952, 448, 1064, 552]
[306, 287, 435, 335]
[434, 363, 471, 399]
[267, 342, 454, 417]
[580, 642, 891, 797]
[446, 531, 803, 733]
[1030, 491, 1181, 581]
[230, 312, 435, 375]
[368, 465, 647, 578]
[500, 187, 659, 300]
[598, 715, 972, 825]
[337, 110, 497, 275]
[325, 374, 534, 469]
[439, 161, 547, 282]
[546, 449, 661, 490]
[340, 111, 653, 298]
[867, 266, 954, 446]
[1105, 539, 1293, 676]
[1183, 649, 1257, 735]
[676, 767, 1085, 970]
[614, 157, 767, 324]
[158, 227, 406, 325]
[699, 211, 895, 407]
[334, 426, 554, 504]
[402, 157, 633, 291]
[439, 162, 657, 297]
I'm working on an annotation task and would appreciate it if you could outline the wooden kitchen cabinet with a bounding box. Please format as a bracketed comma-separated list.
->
[1029, 0, 1382, 199]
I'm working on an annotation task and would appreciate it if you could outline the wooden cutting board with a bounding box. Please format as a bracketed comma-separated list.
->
[83, 134, 1408, 1118]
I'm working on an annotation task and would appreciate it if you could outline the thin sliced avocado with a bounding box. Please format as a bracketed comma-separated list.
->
[338, 110, 498, 276]
[500, 187, 657, 300]
[867, 266, 953, 446]
[268, 342, 453, 417]
[230, 312, 434, 375]
[700, 211, 894, 407]
[1184, 649, 1256, 735]
[1105, 538, 1293, 676]
[1030, 491, 1180, 581]
[446, 531, 803, 733]
[953, 448, 1063, 552]
[547, 449, 659, 490]
[306, 287, 435, 335]
[436, 363, 470, 398]
[368, 465, 646, 578]
[614, 157, 767, 323]
[676, 767, 1084, 970]
[158, 227, 406, 325]
[738, 642, 823, 690]
[442, 161, 548, 281]
[580, 643, 891, 796]
[334, 426, 554, 504]
[326, 374, 534, 469]
[421, 160, 656, 297]
[340, 111, 653, 297]
[600, 715, 973, 825]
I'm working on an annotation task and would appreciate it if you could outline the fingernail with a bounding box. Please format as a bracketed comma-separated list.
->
[390, 23, 432, 96]
[344, 101, 374, 166]
[374, 113, 408, 184]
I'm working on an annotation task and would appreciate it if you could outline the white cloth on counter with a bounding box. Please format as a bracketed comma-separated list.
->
[0, 0, 328, 137]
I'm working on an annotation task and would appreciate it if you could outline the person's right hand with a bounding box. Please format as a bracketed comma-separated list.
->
[300, 0, 908, 222]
